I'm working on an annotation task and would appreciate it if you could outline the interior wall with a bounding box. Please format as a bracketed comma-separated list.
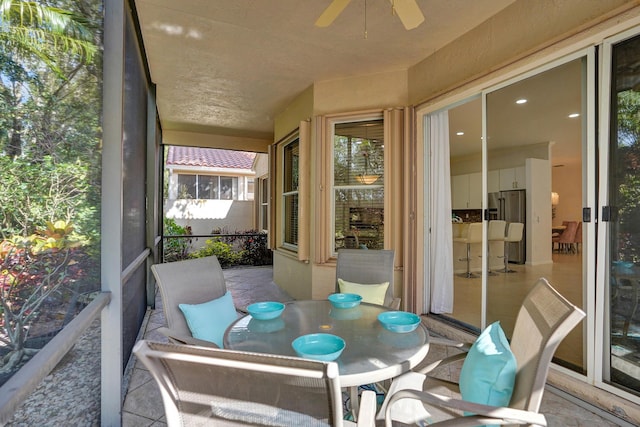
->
[526, 158, 553, 265]
[552, 162, 583, 225]
[451, 142, 550, 176]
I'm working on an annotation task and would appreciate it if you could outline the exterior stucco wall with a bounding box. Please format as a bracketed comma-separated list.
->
[273, 70, 410, 301]
[165, 199, 255, 249]
[409, 0, 637, 106]
[313, 69, 408, 114]
[253, 153, 269, 177]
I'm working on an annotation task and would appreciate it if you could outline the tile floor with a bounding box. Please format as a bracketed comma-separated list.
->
[122, 265, 625, 426]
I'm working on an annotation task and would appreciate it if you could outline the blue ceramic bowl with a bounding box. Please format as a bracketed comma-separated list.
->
[378, 311, 421, 333]
[328, 293, 363, 309]
[292, 333, 346, 361]
[247, 301, 285, 320]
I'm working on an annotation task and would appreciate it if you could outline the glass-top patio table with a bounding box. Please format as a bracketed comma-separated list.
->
[223, 299, 430, 388]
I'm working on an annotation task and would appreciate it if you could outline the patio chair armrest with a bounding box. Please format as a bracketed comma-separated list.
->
[355, 390, 377, 427]
[157, 326, 219, 348]
[415, 352, 468, 375]
[428, 336, 471, 350]
[383, 390, 547, 427]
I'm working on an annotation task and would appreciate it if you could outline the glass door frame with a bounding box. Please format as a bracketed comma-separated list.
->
[422, 47, 597, 383]
[596, 25, 640, 403]
[482, 49, 596, 381]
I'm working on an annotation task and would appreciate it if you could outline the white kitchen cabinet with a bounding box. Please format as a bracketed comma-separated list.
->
[487, 170, 500, 193]
[451, 173, 482, 209]
[451, 174, 469, 209]
[499, 166, 526, 190]
[468, 172, 482, 208]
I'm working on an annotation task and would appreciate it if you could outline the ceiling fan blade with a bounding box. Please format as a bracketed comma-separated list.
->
[388, 0, 425, 30]
[315, 0, 352, 27]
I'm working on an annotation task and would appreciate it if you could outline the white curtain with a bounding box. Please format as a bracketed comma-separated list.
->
[429, 111, 454, 313]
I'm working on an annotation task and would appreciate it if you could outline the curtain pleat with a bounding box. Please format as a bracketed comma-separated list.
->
[429, 111, 454, 313]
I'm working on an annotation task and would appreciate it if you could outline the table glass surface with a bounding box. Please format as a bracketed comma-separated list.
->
[223, 300, 430, 387]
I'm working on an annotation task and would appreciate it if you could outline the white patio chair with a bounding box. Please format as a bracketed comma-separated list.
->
[133, 340, 377, 426]
[378, 277, 585, 426]
[335, 249, 399, 309]
[151, 255, 239, 347]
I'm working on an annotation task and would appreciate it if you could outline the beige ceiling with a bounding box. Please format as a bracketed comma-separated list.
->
[134, 0, 516, 141]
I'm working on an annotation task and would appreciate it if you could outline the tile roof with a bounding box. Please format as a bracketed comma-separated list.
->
[166, 146, 256, 169]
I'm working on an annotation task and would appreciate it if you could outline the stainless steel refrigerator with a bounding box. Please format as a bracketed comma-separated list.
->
[488, 190, 526, 264]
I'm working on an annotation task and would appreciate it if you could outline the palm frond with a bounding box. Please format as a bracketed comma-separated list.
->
[0, 0, 97, 61]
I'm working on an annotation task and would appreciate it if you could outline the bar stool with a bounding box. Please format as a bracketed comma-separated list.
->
[454, 223, 483, 278]
[500, 222, 524, 273]
[487, 220, 506, 275]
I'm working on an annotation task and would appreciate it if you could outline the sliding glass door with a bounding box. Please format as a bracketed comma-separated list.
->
[431, 28, 640, 401]
[601, 32, 640, 397]
[485, 57, 588, 373]
[437, 54, 590, 374]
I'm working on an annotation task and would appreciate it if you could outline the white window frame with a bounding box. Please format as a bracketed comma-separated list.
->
[327, 112, 385, 258]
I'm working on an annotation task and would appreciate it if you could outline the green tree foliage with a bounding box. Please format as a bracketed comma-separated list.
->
[614, 90, 640, 262]
[162, 218, 191, 262]
[0, 0, 102, 377]
[0, 0, 102, 241]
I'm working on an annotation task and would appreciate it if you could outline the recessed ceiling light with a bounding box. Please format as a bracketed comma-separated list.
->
[516, 99, 527, 104]
[456, 131, 464, 136]
[568, 113, 580, 118]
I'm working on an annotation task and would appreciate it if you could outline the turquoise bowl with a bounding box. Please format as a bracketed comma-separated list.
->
[378, 311, 421, 333]
[328, 293, 363, 309]
[292, 333, 346, 361]
[247, 301, 285, 320]
[613, 260, 634, 269]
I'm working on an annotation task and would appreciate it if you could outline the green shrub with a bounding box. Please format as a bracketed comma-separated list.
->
[190, 238, 243, 268]
[163, 218, 191, 262]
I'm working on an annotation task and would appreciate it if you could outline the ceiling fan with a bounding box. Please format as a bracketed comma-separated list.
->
[315, 0, 425, 30]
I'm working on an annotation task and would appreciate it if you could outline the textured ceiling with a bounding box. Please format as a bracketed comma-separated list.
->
[134, 0, 516, 140]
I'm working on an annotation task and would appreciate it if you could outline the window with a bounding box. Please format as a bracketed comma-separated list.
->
[247, 178, 255, 201]
[177, 174, 238, 200]
[283, 138, 300, 247]
[259, 177, 269, 232]
[333, 119, 384, 252]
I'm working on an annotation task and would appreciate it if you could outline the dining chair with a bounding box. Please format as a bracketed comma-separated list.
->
[151, 255, 239, 347]
[378, 277, 585, 426]
[573, 221, 583, 253]
[553, 221, 578, 253]
[133, 340, 377, 426]
[335, 249, 399, 309]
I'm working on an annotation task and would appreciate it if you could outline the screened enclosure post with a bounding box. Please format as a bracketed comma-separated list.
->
[101, 0, 125, 424]
[146, 86, 161, 308]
